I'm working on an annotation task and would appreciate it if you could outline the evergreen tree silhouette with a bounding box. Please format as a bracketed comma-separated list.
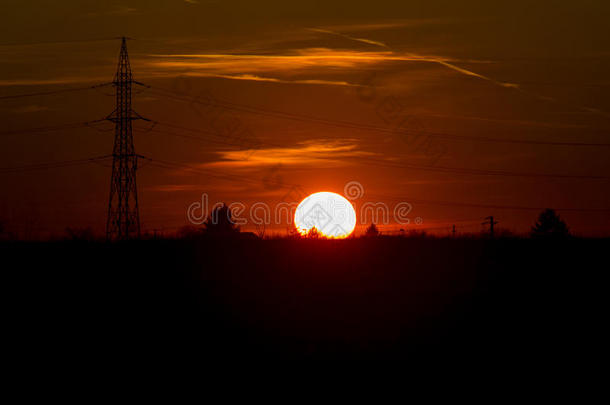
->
[365, 223, 380, 237]
[531, 209, 570, 238]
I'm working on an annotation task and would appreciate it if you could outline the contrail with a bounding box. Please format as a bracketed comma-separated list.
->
[308, 28, 390, 49]
[310, 27, 609, 118]
[310, 27, 517, 86]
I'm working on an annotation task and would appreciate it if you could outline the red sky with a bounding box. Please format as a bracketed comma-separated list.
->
[1, 0, 610, 238]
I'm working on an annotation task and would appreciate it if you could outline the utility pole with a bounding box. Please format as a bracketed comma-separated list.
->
[106, 37, 147, 240]
[452, 224, 456, 238]
[482, 216, 499, 238]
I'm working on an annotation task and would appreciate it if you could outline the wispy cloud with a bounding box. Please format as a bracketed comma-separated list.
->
[432, 59, 519, 88]
[148, 48, 493, 74]
[307, 25, 610, 118]
[311, 26, 607, 117]
[205, 140, 374, 168]
[166, 72, 362, 87]
[307, 26, 520, 89]
[146, 47, 516, 91]
[148, 48, 414, 72]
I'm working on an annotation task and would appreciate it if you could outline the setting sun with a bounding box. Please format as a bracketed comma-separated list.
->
[294, 192, 357, 238]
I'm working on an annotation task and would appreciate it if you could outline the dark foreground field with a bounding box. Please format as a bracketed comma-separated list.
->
[3, 237, 607, 369]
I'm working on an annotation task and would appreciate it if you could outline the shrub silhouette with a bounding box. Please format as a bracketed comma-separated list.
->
[531, 209, 570, 239]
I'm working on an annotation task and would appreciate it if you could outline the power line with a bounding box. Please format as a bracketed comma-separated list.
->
[147, 85, 610, 148]
[0, 120, 106, 137]
[0, 37, 120, 48]
[134, 126, 247, 149]
[141, 156, 610, 213]
[349, 155, 610, 180]
[146, 120, 610, 180]
[3, 91, 607, 181]
[0, 83, 112, 100]
[2, 44, 608, 234]
[0, 155, 111, 174]
[144, 157, 302, 190]
[363, 191, 610, 212]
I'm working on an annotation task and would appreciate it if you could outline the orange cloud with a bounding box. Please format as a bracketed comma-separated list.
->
[147, 48, 452, 74]
[204, 140, 374, 168]
[163, 72, 361, 87]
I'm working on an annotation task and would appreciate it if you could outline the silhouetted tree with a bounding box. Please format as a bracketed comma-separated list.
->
[531, 209, 570, 239]
[364, 223, 380, 237]
[203, 203, 241, 236]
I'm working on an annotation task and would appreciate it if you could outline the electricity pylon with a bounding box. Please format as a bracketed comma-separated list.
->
[106, 37, 147, 240]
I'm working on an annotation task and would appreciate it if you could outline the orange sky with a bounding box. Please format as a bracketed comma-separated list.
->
[1, 0, 610, 238]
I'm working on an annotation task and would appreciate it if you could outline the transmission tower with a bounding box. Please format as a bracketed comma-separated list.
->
[106, 37, 146, 240]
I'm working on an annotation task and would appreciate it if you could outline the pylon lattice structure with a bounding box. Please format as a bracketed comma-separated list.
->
[106, 37, 144, 240]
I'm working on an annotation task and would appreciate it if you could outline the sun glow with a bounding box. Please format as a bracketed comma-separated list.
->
[294, 192, 357, 238]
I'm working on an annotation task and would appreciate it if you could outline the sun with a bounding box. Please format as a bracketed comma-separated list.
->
[294, 192, 357, 239]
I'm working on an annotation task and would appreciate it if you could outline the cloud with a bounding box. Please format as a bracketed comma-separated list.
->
[148, 48, 496, 74]
[307, 26, 521, 89]
[164, 72, 362, 87]
[148, 48, 408, 72]
[204, 140, 374, 168]
[145, 48, 422, 87]
[146, 47, 519, 92]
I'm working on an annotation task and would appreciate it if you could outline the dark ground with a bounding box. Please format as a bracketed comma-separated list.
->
[3, 237, 607, 370]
